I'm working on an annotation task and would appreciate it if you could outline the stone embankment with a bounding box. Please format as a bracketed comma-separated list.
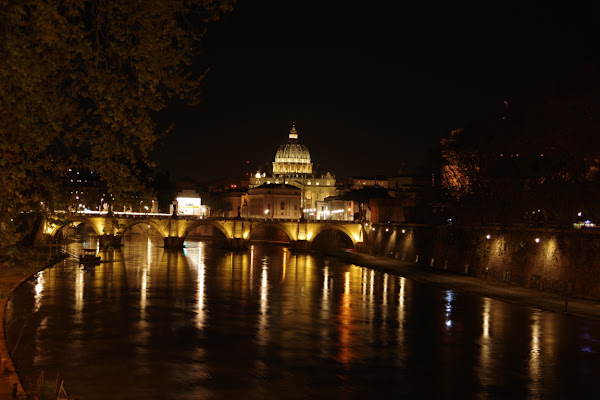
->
[364, 224, 600, 301]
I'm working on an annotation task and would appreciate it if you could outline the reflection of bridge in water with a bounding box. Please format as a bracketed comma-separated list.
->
[41, 213, 365, 251]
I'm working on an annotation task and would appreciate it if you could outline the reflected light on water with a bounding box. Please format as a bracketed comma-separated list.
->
[529, 313, 542, 398]
[367, 269, 375, 324]
[249, 246, 255, 291]
[482, 297, 491, 338]
[322, 262, 330, 317]
[13, 240, 600, 399]
[34, 274, 44, 313]
[444, 289, 454, 329]
[281, 248, 287, 283]
[383, 273, 388, 306]
[74, 269, 84, 315]
[337, 271, 353, 367]
[397, 276, 407, 366]
[323, 264, 330, 293]
[195, 242, 206, 331]
[478, 297, 493, 393]
[257, 258, 269, 347]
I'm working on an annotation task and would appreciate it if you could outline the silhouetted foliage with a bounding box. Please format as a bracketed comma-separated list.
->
[441, 62, 600, 225]
[0, 0, 234, 249]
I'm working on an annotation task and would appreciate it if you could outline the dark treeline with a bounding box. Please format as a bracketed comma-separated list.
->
[440, 61, 600, 226]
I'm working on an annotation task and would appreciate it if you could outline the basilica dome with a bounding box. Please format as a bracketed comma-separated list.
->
[273, 124, 313, 175]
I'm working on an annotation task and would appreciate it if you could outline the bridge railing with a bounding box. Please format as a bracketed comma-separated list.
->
[59, 211, 364, 224]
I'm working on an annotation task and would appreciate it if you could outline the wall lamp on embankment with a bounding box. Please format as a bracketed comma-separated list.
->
[486, 234, 491, 240]
[535, 237, 541, 243]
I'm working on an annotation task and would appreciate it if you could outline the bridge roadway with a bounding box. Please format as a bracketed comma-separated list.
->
[40, 212, 365, 251]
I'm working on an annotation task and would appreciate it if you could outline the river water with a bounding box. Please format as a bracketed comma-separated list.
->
[6, 235, 600, 399]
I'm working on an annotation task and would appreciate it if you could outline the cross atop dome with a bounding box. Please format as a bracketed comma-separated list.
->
[289, 123, 298, 139]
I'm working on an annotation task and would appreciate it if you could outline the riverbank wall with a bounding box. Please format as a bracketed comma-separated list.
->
[364, 223, 600, 301]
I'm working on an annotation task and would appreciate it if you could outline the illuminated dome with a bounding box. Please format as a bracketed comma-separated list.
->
[273, 124, 313, 175]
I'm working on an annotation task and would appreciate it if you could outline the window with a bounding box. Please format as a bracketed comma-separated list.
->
[280, 202, 285, 210]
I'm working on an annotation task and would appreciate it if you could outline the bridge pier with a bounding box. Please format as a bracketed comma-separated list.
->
[164, 236, 185, 250]
[290, 240, 311, 253]
[354, 241, 366, 252]
[99, 234, 122, 249]
[228, 238, 248, 250]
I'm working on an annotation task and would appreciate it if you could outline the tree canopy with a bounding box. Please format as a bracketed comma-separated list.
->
[440, 62, 600, 224]
[0, 0, 234, 248]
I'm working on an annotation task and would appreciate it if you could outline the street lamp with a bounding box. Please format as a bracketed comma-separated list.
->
[139, 200, 143, 213]
[264, 209, 269, 220]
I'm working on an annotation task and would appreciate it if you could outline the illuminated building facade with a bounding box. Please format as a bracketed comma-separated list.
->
[246, 184, 301, 220]
[249, 124, 336, 217]
[171, 189, 208, 217]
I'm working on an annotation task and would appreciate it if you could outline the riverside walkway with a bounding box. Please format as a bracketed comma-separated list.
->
[2, 251, 600, 398]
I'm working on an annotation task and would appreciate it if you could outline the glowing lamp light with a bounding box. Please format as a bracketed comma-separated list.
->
[486, 234, 491, 240]
[535, 238, 541, 243]
[401, 229, 406, 234]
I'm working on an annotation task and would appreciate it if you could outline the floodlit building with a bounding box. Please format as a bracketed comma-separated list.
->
[171, 189, 208, 217]
[249, 124, 336, 218]
[314, 197, 356, 221]
[246, 184, 301, 220]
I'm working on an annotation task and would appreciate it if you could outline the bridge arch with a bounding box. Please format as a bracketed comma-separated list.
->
[118, 219, 168, 240]
[248, 222, 294, 243]
[50, 216, 103, 241]
[310, 225, 357, 247]
[181, 220, 230, 241]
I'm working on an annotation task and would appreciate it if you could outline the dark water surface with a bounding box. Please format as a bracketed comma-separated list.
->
[6, 236, 600, 399]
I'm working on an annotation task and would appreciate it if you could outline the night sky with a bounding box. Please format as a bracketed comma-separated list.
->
[153, 0, 599, 183]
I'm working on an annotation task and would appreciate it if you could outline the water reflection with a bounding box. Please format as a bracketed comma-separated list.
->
[529, 312, 542, 399]
[478, 297, 493, 395]
[257, 256, 269, 348]
[444, 289, 454, 329]
[337, 271, 353, 367]
[6, 238, 600, 399]
[397, 277, 407, 367]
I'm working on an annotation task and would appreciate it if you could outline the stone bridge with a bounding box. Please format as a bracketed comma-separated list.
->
[40, 213, 365, 251]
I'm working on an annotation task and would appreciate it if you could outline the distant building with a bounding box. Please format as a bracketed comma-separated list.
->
[350, 176, 389, 190]
[314, 196, 356, 221]
[171, 189, 208, 217]
[249, 124, 336, 217]
[220, 189, 248, 218]
[246, 184, 301, 220]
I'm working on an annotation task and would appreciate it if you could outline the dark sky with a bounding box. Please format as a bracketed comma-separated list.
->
[153, 0, 599, 183]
